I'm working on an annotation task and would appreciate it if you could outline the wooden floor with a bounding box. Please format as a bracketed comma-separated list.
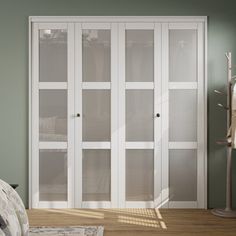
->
[27, 209, 236, 236]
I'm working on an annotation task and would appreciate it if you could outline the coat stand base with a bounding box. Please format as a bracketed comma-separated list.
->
[211, 208, 236, 218]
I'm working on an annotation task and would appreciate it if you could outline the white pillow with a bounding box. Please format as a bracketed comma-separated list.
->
[0, 180, 29, 236]
[0, 184, 22, 236]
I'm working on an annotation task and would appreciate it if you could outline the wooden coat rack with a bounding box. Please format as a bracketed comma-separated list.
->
[212, 52, 236, 218]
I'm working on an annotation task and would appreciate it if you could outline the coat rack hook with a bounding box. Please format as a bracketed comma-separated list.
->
[217, 103, 229, 110]
[225, 52, 230, 60]
[214, 89, 225, 95]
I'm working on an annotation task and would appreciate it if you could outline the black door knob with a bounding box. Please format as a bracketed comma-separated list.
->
[76, 113, 80, 117]
[156, 113, 160, 117]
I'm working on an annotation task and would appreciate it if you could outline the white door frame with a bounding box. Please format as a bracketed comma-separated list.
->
[29, 16, 207, 209]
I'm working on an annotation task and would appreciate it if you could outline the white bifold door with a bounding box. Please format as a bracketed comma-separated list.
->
[30, 17, 206, 209]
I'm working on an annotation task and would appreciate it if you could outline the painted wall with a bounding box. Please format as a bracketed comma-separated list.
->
[0, 0, 236, 208]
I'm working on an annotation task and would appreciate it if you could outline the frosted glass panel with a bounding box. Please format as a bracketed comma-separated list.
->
[83, 150, 111, 201]
[169, 90, 197, 141]
[39, 29, 67, 82]
[39, 90, 67, 142]
[39, 150, 67, 201]
[83, 90, 110, 141]
[169, 29, 197, 82]
[169, 150, 197, 201]
[82, 30, 110, 82]
[126, 90, 154, 141]
[126, 150, 154, 201]
[126, 30, 154, 82]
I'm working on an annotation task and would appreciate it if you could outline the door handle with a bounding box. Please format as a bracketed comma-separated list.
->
[76, 113, 80, 117]
[156, 113, 160, 117]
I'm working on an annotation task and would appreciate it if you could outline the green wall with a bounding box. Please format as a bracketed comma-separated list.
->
[0, 0, 236, 208]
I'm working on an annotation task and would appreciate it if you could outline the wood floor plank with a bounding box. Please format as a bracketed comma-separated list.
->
[27, 209, 236, 236]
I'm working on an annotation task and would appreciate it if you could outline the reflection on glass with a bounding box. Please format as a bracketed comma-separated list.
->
[39, 150, 67, 201]
[126, 90, 154, 141]
[169, 149, 197, 201]
[82, 30, 111, 82]
[39, 29, 67, 82]
[83, 90, 110, 141]
[126, 30, 154, 82]
[126, 150, 154, 201]
[169, 29, 197, 82]
[169, 89, 197, 141]
[83, 150, 111, 201]
[39, 90, 67, 142]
